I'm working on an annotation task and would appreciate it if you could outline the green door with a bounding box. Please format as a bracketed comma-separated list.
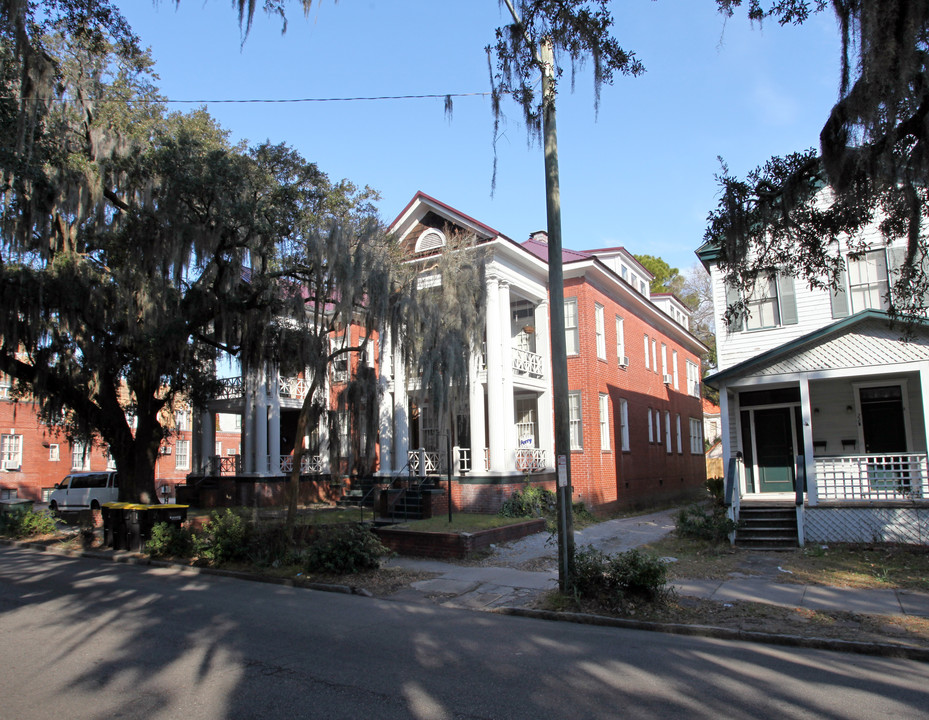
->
[753, 407, 796, 493]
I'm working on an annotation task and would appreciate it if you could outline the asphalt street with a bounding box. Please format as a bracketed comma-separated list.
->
[1, 545, 928, 720]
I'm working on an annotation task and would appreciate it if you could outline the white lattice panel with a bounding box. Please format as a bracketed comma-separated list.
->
[805, 507, 929, 544]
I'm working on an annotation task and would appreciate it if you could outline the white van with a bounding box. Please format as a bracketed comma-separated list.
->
[48, 472, 119, 512]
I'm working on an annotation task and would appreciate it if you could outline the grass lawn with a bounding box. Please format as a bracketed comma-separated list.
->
[391, 513, 540, 533]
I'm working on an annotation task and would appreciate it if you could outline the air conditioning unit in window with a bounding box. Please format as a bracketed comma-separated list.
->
[618, 356, 629, 368]
[663, 374, 672, 385]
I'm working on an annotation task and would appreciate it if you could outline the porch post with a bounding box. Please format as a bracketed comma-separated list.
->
[497, 280, 516, 471]
[919, 363, 929, 498]
[485, 275, 505, 472]
[254, 365, 269, 476]
[535, 299, 555, 470]
[268, 367, 281, 476]
[199, 410, 215, 474]
[468, 350, 486, 473]
[243, 369, 257, 474]
[392, 335, 409, 473]
[798, 377, 817, 506]
[377, 323, 394, 475]
[718, 384, 732, 474]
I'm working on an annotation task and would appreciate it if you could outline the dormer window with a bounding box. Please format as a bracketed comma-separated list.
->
[415, 228, 447, 253]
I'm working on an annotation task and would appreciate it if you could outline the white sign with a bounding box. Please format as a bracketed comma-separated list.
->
[557, 455, 567, 487]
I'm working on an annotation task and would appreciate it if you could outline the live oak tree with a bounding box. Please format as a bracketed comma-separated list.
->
[707, 1, 929, 325]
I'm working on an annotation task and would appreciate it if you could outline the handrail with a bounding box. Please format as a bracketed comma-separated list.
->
[795, 454, 806, 548]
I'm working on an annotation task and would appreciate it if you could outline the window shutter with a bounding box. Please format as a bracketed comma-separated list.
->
[831, 264, 849, 319]
[776, 274, 798, 325]
[725, 284, 743, 331]
[886, 246, 909, 306]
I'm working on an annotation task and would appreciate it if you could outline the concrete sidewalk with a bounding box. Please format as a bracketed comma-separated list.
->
[385, 508, 929, 618]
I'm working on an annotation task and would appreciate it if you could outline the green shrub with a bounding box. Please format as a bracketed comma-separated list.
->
[675, 503, 738, 542]
[0, 508, 58, 538]
[499, 485, 556, 518]
[573, 546, 672, 611]
[192, 509, 252, 565]
[146, 522, 193, 558]
[304, 524, 389, 574]
[247, 522, 306, 568]
[704, 477, 725, 505]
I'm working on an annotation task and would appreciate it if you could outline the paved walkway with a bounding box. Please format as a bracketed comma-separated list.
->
[385, 508, 929, 617]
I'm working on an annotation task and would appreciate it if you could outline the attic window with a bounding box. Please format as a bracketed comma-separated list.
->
[415, 229, 446, 253]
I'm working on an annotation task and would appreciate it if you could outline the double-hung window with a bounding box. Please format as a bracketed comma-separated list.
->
[676, 415, 683, 454]
[72, 442, 90, 471]
[727, 273, 798, 331]
[619, 399, 629, 451]
[689, 418, 703, 454]
[615, 315, 626, 366]
[643, 334, 650, 370]
[665, 411, 672, 453]
[599, 393, 610, 451]
[672, 350, 679, 389]
[565, 298, 579, 355]
[1, 434, 22, 470]
[651, 339, 657, 373]
[568, 392, 583, 450]
[595, 304, 606, 360]
[647, 408, 654, 443]
[175, 440, 190, 470]
[686, 360, 700, 398]
[832, 249, 891, 316]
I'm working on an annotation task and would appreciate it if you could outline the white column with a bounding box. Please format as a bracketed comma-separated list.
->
[243, 368, 256, 474]
[498, 280, 516, 472]
[377, 324, 394, 475]
[199, 410, 215, 474]
[919, 363, 929, 498]
[798, 377, 816, 505]
[319, 367, 331, 474]
[268, 367, 281, 476]
[393, 335, 409, 472]
[719, 385, 732, 487]
[469, 350, 486, 473]
[485, 275, 505, 471]
[254, 365, 269, 476]
[535, 300, 554, 469]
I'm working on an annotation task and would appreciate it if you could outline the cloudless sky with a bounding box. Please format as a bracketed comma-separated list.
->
[120, 1, 841, 275]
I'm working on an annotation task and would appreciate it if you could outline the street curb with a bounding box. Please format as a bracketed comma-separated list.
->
[5, 536, 929, 660]
[493, 606, 929, 662]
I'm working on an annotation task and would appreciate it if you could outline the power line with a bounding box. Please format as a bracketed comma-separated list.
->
[1, 91, 493, 105]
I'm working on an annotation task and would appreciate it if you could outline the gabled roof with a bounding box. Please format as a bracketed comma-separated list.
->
[521, 237, 593, 264]
[702, 398, 721, 415]
[388, 191, 509, 242]
[705, 310, 929, 387]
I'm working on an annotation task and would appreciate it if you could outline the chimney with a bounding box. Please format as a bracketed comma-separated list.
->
[530, 230, 548, 243]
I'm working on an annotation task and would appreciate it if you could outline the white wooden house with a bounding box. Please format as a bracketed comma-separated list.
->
[697, 228, 929, 545]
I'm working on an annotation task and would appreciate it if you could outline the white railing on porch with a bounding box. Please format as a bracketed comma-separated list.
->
[516, 448, 547, 473]
[278, 375, 310, 401]
[408, 449, 446, 476]
[512, 348, 544, 378]
[457, 447, 471, 473]
[814, 453, 928, 501]
[279, 454, 323, 474]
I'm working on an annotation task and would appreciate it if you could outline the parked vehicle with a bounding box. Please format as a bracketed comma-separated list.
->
[48, 472, 119, 512]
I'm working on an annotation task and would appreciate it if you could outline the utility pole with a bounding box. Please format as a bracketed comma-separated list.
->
[501, 0, 575, 592]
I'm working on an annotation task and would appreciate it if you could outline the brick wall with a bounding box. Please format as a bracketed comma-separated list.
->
[562, 278, 706, 511]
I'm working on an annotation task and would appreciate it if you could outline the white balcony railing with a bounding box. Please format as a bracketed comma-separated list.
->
[278, 375, 310, 401]
[512, 348, 544, 378]
[516, 448, 547, 473]
[279, 454, 323, 474]
[408, 449, 446, 476]
[814, 453, 928, 501]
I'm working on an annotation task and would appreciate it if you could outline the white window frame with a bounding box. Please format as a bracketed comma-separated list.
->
[619, 399, 630, 451]
[72, 442, 90, 471]
[690, 418, 703, 454]
[665, 411, 672, 453]
[686, 360, 700, 398]
[672, 350, 679, 390]
[0, 372, 10, 400]
[615, 315, 625, 366]
[595, 304, 606, 360]
[175, 439, 190, 470]
[49, 443, 60, 462]
[647, 408, 653, 443]
[331, 332, 349, 384]
[661, 343, 668, 378]
[847, 250, 890, 313]
[599, 393, 610, 451]
[1, 433, 23, 470]
[568, 392, 583, 450]
[565, 298, 579, 356]
[676, 414, 683, 454]
[643, 334, 650, 369]
[655, 408, 661, 444]
[175, 410, 190, 432]
[651, 339, 658, 374]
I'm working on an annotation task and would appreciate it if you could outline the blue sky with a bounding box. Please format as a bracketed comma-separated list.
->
[120, 1, 840, 274]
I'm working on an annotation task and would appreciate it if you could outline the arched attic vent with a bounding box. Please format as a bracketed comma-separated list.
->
[415, 228, 447, 253]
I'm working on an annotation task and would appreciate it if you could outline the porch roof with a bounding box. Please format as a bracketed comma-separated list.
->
[706, 310, 929, 387]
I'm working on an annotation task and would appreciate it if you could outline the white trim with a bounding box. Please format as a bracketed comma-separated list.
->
[852, 378, 912, 454]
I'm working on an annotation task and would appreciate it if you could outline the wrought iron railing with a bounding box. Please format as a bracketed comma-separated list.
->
[207, 454, 241, 476]
[515, 448, 546, 473]
[814, 453, 928, 500]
